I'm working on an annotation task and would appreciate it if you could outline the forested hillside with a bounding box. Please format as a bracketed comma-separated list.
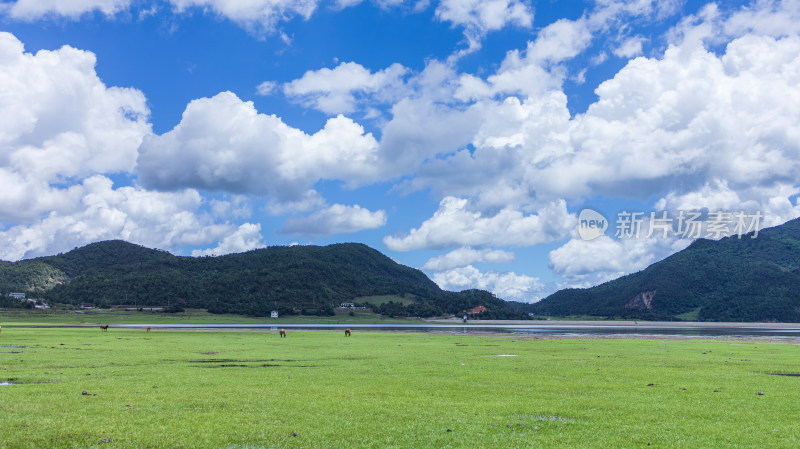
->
[527, 218, 800, 322]
[0, 240, 523, 318]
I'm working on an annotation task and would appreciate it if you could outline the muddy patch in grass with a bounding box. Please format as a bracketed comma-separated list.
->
[189, 358, 298, 363]
[2, 378, 59, 385]
[211, 364, 284, 368]
[535, 415, 575, 422]
[198, 364, 322, 368]
[769, 372, 800, 377]
[188, 358, 321, 368]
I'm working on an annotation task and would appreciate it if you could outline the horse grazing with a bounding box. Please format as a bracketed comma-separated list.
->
[100, 325, 109, 332]
[344, 328, 351, 337]
[146, 326, 151, 332]
[279, 329, 287, 338]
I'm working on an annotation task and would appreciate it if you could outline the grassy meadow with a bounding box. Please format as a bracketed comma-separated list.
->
[0, 308, 413, 326]
[1, 327, 799, 448]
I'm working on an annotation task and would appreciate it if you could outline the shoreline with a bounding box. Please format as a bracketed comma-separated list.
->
[429, 319, 800, 328]
[7, 319, 800, 329]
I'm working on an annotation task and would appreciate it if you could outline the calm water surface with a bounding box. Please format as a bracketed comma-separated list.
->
[113, 323, 800, 339]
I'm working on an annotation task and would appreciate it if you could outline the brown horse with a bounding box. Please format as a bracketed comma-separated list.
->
[146, 326, 151, 332]
[344, 328, 351, 337]
[279, 329, 287, 338]
[100, 325, 109, 332]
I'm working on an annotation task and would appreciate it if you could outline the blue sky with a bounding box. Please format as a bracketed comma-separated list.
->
[1, 0, 799, 302]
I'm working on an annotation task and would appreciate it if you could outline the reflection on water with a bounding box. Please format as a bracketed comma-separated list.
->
[113, 323, 800, 339]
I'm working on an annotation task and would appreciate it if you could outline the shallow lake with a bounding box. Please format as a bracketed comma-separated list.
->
[112, 323, 800, 339]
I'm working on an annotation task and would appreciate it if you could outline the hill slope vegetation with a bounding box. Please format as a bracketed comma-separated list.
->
[0, 241, 522, 318]
[528, 218, 800, 322]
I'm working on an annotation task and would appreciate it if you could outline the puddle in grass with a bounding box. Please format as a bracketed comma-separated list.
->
[1, 378, 59, 385]
[188, 358, 319, 368]
[189, 359, 298, 363]
[1, 345, 27, 348]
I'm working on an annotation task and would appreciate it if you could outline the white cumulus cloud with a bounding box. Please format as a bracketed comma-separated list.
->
[279, 204, 387, 236]
[136, 91, 380, 202]
[283, 61, 409, 115]
[0, 176, 233, 261]
[404, 16, 800, 230]
[167, 0, 319, 34]
[192, 223, 265, 256]
[0, 32, 150, 222]
[422, 246, 515, 271]
[435, 0, 533, 51]
[384, 197, 575, 251]
[613, 35, 645, 57]
[1, 0, 130, 20]
[255, 80, 278, 96]
[432, 265, 545, 301]
[548, 236, 692, 288]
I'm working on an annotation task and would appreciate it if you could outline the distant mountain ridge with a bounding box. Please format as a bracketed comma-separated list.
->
[528, 217, 800, 322]
[0, 240, 523, 318]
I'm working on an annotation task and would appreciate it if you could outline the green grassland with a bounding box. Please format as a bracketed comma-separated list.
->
[1, 328, 799, 448]
[0, 309, 417, 326]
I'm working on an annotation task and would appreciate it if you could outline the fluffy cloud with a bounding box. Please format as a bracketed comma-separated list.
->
[404, 92, 571, 209]
[279, 204, 387, 236]
[722, 0, 800, 38]
[1, 0, 130, 20]
[136, 91, 380, 202]
[432, 265, 545, 301]
[422, 246, 515, 271]
[167, 0, 319, 34]
[450, 0, 676, 99]
[655, 181, 800, 228]
[404, 26, 800, 230]
[209, 196, 252, 220]
[0, 32, 150, 222]
[381, 14, 599, 197]
[613, 35, 645, 57]
[454, 18, 593, 100]
[384, 197, 575, 251]
[0, 176, 233, 261]
[191, 223, 265, 256]
[669, 0, 800, 48]
[283, 62, 409, 115]
[557, 33, 800, 209]
[435, 0, 533, 51]
[548, 236, 692, 287]
[265, 190, 326, 216]
[381, 104, 483, 176]
[255, 81, 277, 96]
[0, 33, 263, 262]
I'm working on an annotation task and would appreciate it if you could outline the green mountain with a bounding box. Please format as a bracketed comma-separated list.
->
[0, 240, 522, 318]
[528, 217, 800, 322]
